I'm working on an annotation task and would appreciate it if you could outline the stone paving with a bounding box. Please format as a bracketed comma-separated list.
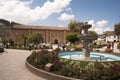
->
[94, 43, 120, 53]
[113, 43, 120, 53]
[0, 49, 46, 80]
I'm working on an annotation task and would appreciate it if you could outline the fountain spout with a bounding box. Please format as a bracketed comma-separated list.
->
[77, 22, 95, 60]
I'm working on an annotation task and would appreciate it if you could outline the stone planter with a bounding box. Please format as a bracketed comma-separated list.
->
[25, 60, 81, 80]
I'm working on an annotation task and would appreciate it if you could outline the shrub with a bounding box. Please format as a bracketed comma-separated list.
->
[61, 66, 75, 77]
[81, 63, 120, 80]
[66, 48, 71, 51]
[28, 50, 48, 68]
[93, 44, 107, 49]
[28, 52, 120, 79]
[28, 49, 62, 70]
[46, 45, 53, 49]
[21, 46, 28, 50]
[74, 46, 82, 51]
[104, 48, 113, 53]
[46, 53, 54, 63]
[117, 42, 120, 50]
[52, 53, 62, 71]
[0, 47, 4, 53]
[66, 45, 74, 49]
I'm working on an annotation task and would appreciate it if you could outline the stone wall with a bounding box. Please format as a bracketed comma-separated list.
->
[8, 25, 69, 44]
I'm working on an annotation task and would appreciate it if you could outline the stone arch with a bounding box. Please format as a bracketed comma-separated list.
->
[54, 39, 58, 44]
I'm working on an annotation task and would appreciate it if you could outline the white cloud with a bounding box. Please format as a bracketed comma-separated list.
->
[58, 25, 64, 27]
[66, 7, 72, 13]
[88, 20, 112, 34]
[96, 20, 108, 27]
[66, 7, 72, 11]
[104, 27, 113, 31]
[58, 13, 74, 21]
[0, 0, 72, 24]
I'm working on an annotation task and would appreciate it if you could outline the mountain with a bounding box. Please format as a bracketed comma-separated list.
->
[0, 19, 21, 26]
[0, 19, 11, 26]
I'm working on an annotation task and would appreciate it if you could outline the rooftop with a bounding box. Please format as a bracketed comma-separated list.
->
[104, 31, 115, 36]
[13, 24, 68, 30]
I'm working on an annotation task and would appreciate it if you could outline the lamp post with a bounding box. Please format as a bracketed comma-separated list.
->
[16, 33, 18, 45]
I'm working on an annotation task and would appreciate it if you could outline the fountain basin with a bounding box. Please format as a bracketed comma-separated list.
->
[59, 52, 120, 61]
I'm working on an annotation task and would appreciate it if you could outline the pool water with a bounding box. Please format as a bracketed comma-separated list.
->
[59, 52, 120, 61]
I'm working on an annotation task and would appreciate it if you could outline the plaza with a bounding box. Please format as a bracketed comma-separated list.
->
[0, 0, 120, 80]
[0, 49, 46, 80]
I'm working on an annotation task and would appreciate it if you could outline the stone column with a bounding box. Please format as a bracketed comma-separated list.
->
[46, 29, 49, 43]
[82, 40, 91, 60]
[63, 30, 66, 43]
[28, 28, 32, 35]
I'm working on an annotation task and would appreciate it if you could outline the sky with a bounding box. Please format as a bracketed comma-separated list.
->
[0, 0, 120, 34]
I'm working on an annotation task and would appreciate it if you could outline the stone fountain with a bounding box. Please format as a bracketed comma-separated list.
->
[77, 22, 97, 60]
[59, 22, 120, 61]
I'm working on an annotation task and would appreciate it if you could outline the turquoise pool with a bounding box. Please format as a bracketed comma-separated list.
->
[59, 52, 120, 61]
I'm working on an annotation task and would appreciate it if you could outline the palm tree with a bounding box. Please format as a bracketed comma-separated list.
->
[28, 32, 42, 45]
[22, 35, 28, 47]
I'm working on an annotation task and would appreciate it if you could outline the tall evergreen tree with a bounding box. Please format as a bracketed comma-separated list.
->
[114, 23, 120, 41]
[68, 20, 79, 32]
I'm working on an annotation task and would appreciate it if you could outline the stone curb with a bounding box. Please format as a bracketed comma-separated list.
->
[25, 60, 81, 80]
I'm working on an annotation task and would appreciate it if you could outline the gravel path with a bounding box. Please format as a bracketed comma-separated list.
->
[0, 49, 46, 80]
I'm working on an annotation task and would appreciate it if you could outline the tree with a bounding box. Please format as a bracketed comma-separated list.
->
[22, 35, 28, 47]
[28, 32, 42, 44]
[117, 42, 120, 49]
[8, 39, 14, 46]
[68, 20, 79, 32]
[1, 39, 8, 45]
[114, 23, 120, 41]
[66, 34, 79, 43]
[88, 31, 98, 40]
[0, 19, 11, 26]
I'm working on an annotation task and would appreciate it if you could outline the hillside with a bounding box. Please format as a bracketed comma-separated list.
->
[0, 19, 21, 26]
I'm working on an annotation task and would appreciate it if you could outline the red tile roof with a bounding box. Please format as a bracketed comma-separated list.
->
[104, 31, 115, 36]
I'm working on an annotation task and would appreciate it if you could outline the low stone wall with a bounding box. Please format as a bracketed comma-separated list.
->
[25, 60, 81, 80]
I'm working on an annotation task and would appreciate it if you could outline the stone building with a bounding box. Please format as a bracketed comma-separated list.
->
[104, 31, 118, 42]
[0, 19, 76, 45]
[8, 24, 70, 44]
[97, 31, 119, 43]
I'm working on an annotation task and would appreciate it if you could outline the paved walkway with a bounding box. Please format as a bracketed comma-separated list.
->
[0, 49, 46, 80]
[113, 43, 120, 53]
[94, 43, 120, 53]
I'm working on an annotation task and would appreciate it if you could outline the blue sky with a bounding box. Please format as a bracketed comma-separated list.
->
[30, 0, 120, 26]
[0, 0, 120, 34]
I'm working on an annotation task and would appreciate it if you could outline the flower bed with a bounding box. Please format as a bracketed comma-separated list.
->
[25, 60, 80, 80]
[26, 49, 120, 80]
